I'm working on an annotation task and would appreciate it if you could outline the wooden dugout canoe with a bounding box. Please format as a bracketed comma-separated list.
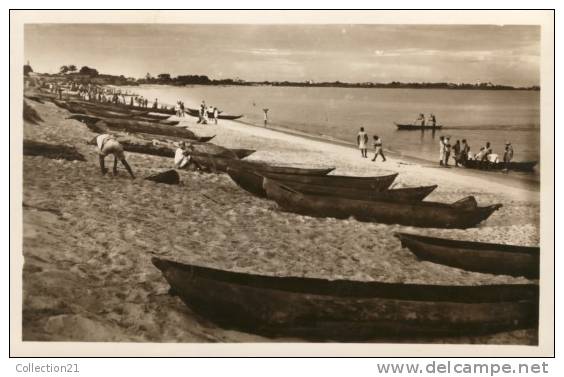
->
[261, 171, 399, 191]
[461, 159, 538, 172]
[186, 107, 244, 120]
[395, 123, 443, 131]
[395, 232, 540, 279]
[64, 101, 179, 125]
[192, 155, 335, 175]
[68, 114, 201, 140]
[227, 167, 435, 201]
[151, 257, 538, 340]
[263, 178, 502, 228]
[230, 148, 256, 159]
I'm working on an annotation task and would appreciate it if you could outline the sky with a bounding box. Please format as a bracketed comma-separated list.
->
[24, 24, 540, 86]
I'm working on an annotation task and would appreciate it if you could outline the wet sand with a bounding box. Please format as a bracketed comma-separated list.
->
[21, 96, 539, 344]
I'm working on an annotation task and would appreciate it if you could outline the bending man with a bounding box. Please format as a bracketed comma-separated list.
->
[90, 134, 135, 179]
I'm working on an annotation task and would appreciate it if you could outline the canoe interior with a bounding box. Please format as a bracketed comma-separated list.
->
[264, 178, 502, 228]
[396, 232, 540, 279]
[152, 257, 538, 303]
[462, 159, 538, 172]
[261, 171, 399, 191]
[152, 257, 539, 340]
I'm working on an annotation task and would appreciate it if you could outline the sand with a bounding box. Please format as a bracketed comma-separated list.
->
[20, 94, 539, 344]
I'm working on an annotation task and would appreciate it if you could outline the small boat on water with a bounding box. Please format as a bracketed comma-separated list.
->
[264, 178, 501, 228]
[395, 232, 540, 279]
[186, 108, 244, 120]
[461, 159, 538, 172]
[152, 257, 538, 340]
[227, 167, 435, 201]
[395, 123, 443, 131]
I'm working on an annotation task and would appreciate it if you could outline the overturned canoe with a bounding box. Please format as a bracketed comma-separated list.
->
[227, 167, 432, 201]
[261, 171, 398, 191]
[152, 257, 538, 341]
[264, 178, 501, 228]
[23, 139, 86, 161]
[395, 123, 443, 131]
[461, 159, 538, 172]
[395, 232, 540, 279]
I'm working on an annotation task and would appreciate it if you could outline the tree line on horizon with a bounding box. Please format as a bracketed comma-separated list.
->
[26, 63, 541, 91]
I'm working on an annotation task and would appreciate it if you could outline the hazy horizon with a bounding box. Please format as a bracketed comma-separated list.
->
[24, 24, 540, 86]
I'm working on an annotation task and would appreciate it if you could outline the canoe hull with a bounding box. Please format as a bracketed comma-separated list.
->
[396, 233, 540, 278]
[228, 167, 435, 201]
[262, 172, 398, 191]
[395, 123, 443, 131]
[264, 179, 501, 228]
[462, 159, 538, 172]
[152, 257, 538, 340]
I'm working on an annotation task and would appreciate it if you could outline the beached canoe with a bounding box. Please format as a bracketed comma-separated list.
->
[264, 178, 501, 228]
[230, 148, 256, 159]
[261, 172, 399, 191]
[395, 123, 443, 131]
[186, 108, 244, 120]
[68, 114, 201, 140]
[152, 257, 538, 340]
[227, 167, 434, 201]
[461, 159, 538, 172]
[23, 139, 86, 162]
[63, 101, 179, 125]
[395, 232, 540, 278]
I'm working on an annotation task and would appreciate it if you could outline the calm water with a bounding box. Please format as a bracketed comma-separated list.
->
[123, 85, 540, 164]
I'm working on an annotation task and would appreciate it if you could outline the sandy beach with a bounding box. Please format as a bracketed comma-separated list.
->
[21, 94, 540, 344]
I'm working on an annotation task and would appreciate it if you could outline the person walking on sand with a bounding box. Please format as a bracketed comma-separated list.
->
[357, 127, 369, 158]
[90, 134, 135, 179]
[439, 136, 445, 166]
[371, 135, 386, 162]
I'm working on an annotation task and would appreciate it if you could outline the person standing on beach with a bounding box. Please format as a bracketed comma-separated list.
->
[357, 127, 369, 158]
[90, 134, 135, 179]
[180, 101, 185, 117]
[439, 136, 445, 166]
[452, 140, 461, 166]
[503, 142, 514, 170]
[371, 135, 386, 162]
[443, 137, 452, 166]
[213, 107, 219, 125]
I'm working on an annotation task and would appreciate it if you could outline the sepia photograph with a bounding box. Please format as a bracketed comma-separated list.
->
[10, 10, 554, 357]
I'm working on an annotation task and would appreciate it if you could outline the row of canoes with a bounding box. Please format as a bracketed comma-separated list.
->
[187, 155, 503, 229]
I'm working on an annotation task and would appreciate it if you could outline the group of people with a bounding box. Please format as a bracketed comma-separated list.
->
[357, 127, 386, 162]
[197, 101, 219, 125]
[439, 137, 514, 168]
[416, 113, 437, 127]
[174, 100, 186, 117]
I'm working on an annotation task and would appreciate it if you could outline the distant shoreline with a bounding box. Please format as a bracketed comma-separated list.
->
[32, 72, 540, 91]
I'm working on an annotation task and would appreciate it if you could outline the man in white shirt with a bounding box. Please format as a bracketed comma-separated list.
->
[174, 141, 191, 169]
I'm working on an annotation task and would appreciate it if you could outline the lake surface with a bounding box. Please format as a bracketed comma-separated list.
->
[123, 85, 540, 164]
